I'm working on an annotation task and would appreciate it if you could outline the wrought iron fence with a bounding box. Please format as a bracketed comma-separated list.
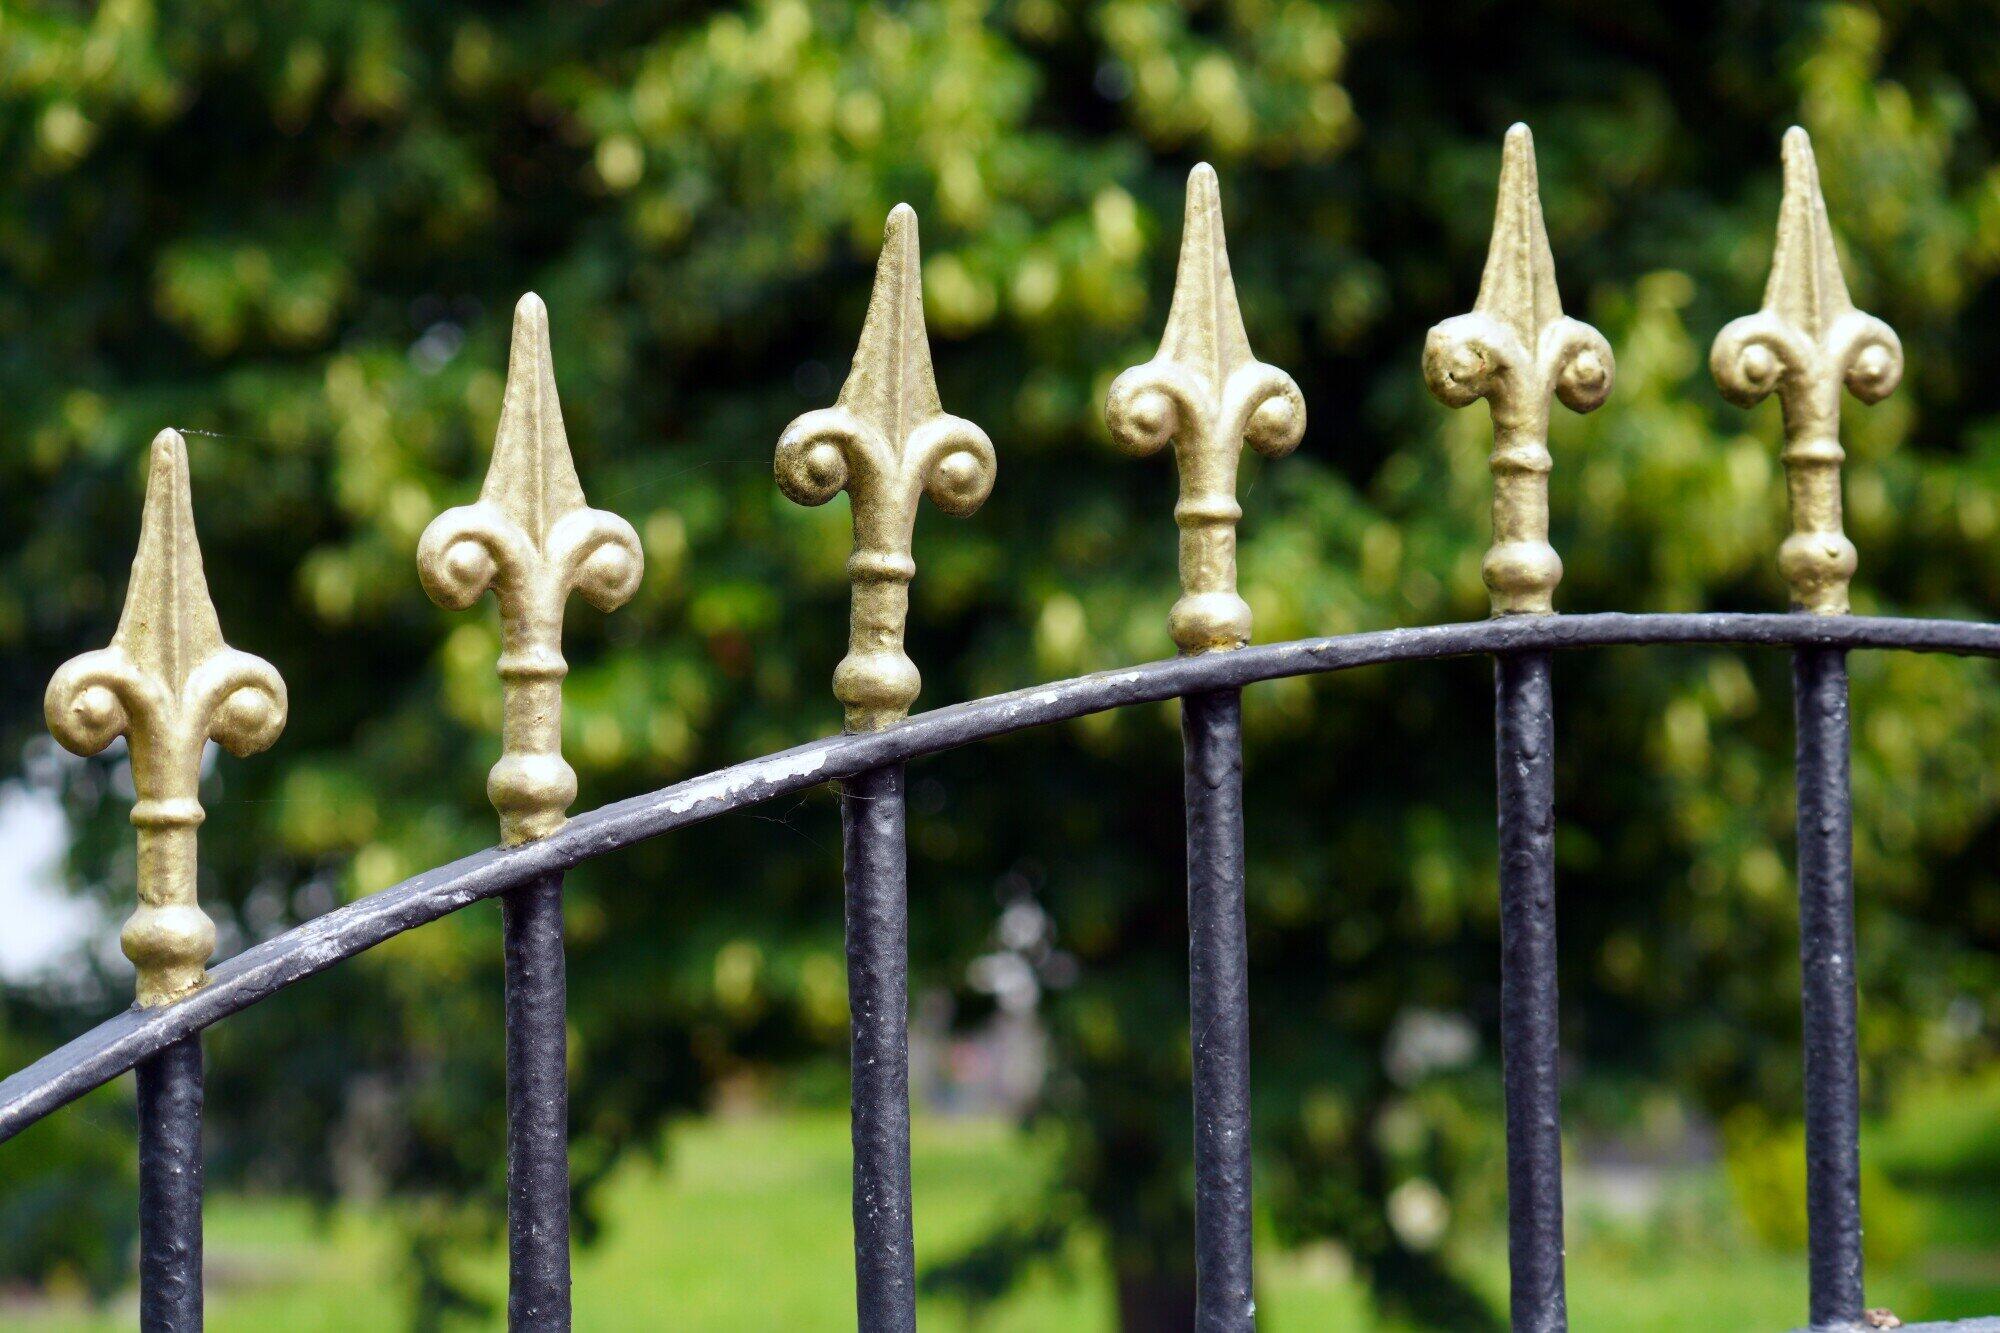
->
[0, 122, 1991, 1333]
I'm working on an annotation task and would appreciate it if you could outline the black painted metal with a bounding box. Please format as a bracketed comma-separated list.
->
[1182, 688, 1256, 1331]
[137, 1034, 202, 1332]
[1793, 647, 1865, 1329]
[1824, 1312, 2000, 1320]
[842, 763, 917, 1333]
[1494, 651, 1566, 1332]
[503, 871, 571, 1329]
[9, 614, 2000, 1144]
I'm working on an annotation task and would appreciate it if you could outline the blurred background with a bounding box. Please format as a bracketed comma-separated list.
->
[2, 0, 1999, 1328]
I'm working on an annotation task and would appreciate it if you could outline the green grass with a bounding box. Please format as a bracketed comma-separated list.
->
[10, 1112, 1997, 1330]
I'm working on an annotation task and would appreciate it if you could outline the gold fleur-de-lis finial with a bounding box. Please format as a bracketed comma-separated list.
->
[1711, 127, 1903, 615]
[1423, 124, 1614, 617]
[418, 293, 645, 843]
[775, 204, 997, 732]
[45, 430, 288, 1007]
[1106, 164, 1307, 654]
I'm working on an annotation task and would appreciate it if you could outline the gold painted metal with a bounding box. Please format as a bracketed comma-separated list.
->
[1423, 124, 1614, 617]
[418, 293, 645, 843]
[775, 205, 997, 732]
[1106, 164, 1307, 654]
[45, 430, 288, 1007]
[1711, 127, 1903, 615]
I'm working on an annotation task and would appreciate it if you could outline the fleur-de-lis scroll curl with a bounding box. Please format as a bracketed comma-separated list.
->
[418, 293, 644, 843]
[1423, 124, 1613, 617]
[776, 204, 997, 732]
[1106, 163, 1306, 655]
[1710, 127, 1903, 615]
[45, 429, 288, 1006]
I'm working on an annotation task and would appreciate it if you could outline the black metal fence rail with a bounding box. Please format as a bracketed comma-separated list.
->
[502, 870, 572, 1327]
[843, 761, 919, 1330]
[1494, 650, 1566, 1333]
[1182, 686, 1257, 1330]
[6, 610, 2000, 1332]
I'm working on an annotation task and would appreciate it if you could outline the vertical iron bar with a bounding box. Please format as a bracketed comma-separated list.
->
[843, 762, 916, 1333]
[1494, 650, 1567, 1333]
[137, 1033, 203, 1333]
[504, 870, 570, 1330]
[1183, 687, 1255, 1332]
[1793, 646, 1864, 1328]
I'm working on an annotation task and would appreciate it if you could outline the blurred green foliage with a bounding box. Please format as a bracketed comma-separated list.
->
[3, 0, 2000, 1326]
[0, 1036, 134, 1301]
[1723, 1105, 1920, 1266]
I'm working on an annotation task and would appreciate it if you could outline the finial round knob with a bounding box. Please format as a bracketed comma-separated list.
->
[445, 540, 495, 593]
[1120, 388, 1177, 453]
[804, 442, 847, 494]
[214, 685, 283, 751]
[64, 684, 127, 751]
[1849, 342, 1896, 399]
[929, 450, 987, 513]
[1248, 396, 1297, 448]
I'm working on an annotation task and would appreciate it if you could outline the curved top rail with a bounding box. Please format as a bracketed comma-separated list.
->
[4, 610, 1998, 1143]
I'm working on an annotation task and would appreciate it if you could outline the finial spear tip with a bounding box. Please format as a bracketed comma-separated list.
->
[874, 202, 921, 274]
[138, 427, 193, 545]
[1182, 162, 1223, 230]
[881, 202, 920, 263]
[878, 204, 922, 287]
[138, 426, 193, 530]
[119, 422, 223, 691]
[1764, 123, 1850, 334]
[505, 289, 554, 365]
[1497, 124, 1538, 195]
[505, 293, 552, 372]
[1475, 120, 1561, 341]
[839, 201, 940, 441]
[487, 288, 584, 539]
[1494, 121, 1541, 199]
[143, 427, 189, 499]
[1156, 159, 1250, 388]
[506, 292, 556, 373]
[1780, 126, 1822, 202]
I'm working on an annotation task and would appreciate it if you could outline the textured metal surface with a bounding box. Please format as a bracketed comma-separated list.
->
[1711, 129, 1903, 615]
[1105, 164, 1305, 654]
[1808, 1312, 2000, 1320]
[1183, 689, 1255, 1331]
[775, 207, 995, 732]
[137, 1034, 203, 1332]
[417, 293, 644, 845]
[7, 612, 2000, 1141]
[1423, 124, 1613, 617]
[44, 430, 288, 1007]
[1795, 647, 1864, 1327]
[1494, 652, 1566, 1331]
[503, 872, 571, 1329]
[842, 764, 916, 1332]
